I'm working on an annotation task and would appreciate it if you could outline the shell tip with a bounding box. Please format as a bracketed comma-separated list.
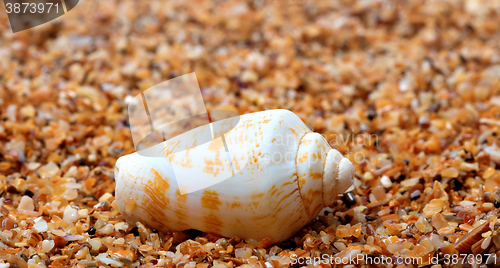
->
[322, 149, 355, 206]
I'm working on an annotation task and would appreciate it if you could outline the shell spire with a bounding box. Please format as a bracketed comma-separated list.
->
[323, 149, 355, 206]
[295, 132, 354, 218]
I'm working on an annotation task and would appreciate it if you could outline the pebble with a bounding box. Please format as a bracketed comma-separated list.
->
[371, 185, 387, 202]
[88, 154, 97, 162]
[33, 217, 48, 232]
[333, 242, 347, 251]
[342, 192, 356, 207]
[98, 193, 114, 203]
[42, 240, 54, 253]
[87, 226, 97, 236]
[380, 175, 392, 188]
[416, 216, 432, 233]
[85, 239, 100, 253]
[459, 162, 478, 172]
[363, 171, 374, 181]
[48, 227, 66, 236]
[139, 244, 153, 252]
[401, 178, 420, 187]
[64, 182, 82, 189]
[112, 238, 125, 245]
[99, 224, 115, 235]
[65, 235, 84, 241]
[54, 236, 67, 247]
[62, 188, 78, 200]
[94, 220, 105, 230]
[98, 257, 123, 267]
[78, 209, 89, 218]
[423, 199, 445, 217]
[235, 247, 253, 258]
[483, 202, 494, 209]
[111, 248, 135, 261]
[75, 246, 90, 259]
[63, 166, 78, 178]
[441, 168, 459, 178]
[18, 196, 34, 211]
[481, 236, 492, 249]
[20, 105, 36, 118]
[482, 168, 496, 180]
[410, 190, 421, 201]
[114, 222, 128, 232]
[62, 205, 78, 223]
[26, 162, 41, 170]
[38, 161, 60, 179]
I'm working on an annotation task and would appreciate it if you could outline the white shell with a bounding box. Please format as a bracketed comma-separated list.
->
[115, 109, 354, 243]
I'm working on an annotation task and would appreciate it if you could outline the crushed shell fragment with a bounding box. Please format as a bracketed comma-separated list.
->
[455, 222, 490, 254]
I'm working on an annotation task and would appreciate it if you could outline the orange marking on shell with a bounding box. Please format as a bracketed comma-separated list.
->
[179, 148, 193, 168]
[270, 188, 278, 196]
[173, 189, 189, 228]
[231, 155, 241, 171]
[201, 190, 222, 210]
[251, 213, 270, 221]
[307, 189, 322, 199]
[208, 136, 224, 152]
[301, 139, 312, 145]
[267, 185, 278, 196]
[175, 188, 187, 203]
[310, 172, 322, 180]
[275, 188, 299, 208]
[189, 138, 198, 150]
[141, 169, 170, 227]
[202, 165, 218, 177]
[203, 151, 224, 177]
[252, 193, 264, 199]
[203, 212, 224, 231]
[231, 202, 241, 208]
[164, 139, 181, 157]
[298, 153, 308, 163]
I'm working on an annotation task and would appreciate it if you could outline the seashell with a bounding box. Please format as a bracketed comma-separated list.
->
[455, 222, 490, 254]
[115, 109, 355, 243]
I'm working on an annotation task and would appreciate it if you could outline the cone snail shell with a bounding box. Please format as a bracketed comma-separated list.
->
[115, 109, 354, 243]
